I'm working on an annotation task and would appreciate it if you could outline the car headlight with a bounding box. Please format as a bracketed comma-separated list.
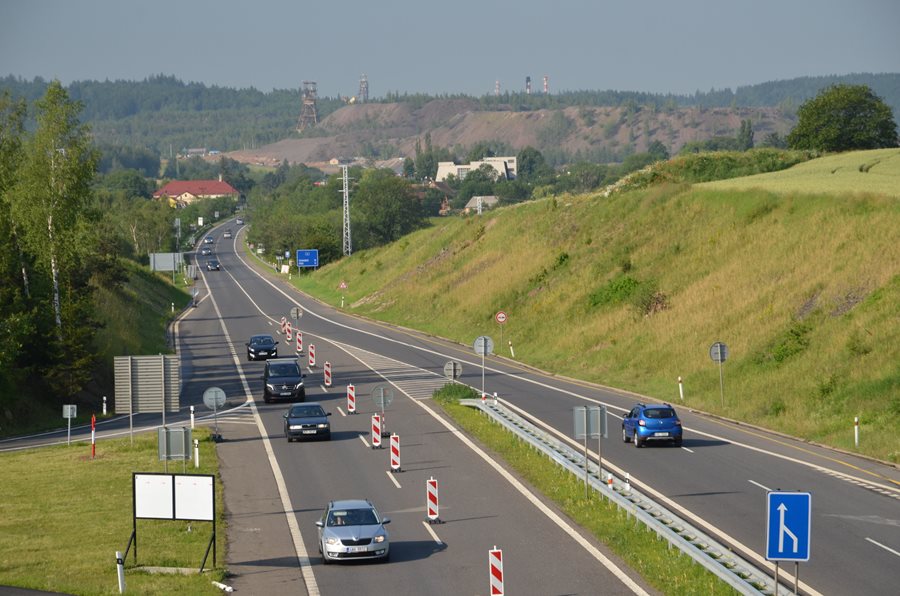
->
[289, 425, 303, 430]
[325, 537, 340, 545]
[295, 382, 304, 389]
[266, 384, 276, 391]
[373, 535, 385, 543]
[317, 423, 329, 429]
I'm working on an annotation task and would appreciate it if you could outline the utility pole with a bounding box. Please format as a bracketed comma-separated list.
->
[341, 165, 352, 256]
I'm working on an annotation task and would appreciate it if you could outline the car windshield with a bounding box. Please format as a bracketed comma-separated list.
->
[644, 408, 676, 419]
[290, 405, 324, 418]
[271, 363, 299, 376]
[328, 508, 378, 526]
[251, 336, 273, 346]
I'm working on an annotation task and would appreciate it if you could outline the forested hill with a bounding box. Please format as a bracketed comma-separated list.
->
[1, 72, 898, 156]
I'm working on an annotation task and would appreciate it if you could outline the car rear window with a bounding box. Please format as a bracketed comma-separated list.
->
[645, 408, 676, 419]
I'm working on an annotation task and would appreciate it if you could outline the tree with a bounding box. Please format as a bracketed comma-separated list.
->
[647, 140, 670, 161]
[787, 84, 898, 151]
[13, 81, 98, 338]
[736, 119, 754, 151]
[516, 146, 549, 181]
[352, 170, 425, 248]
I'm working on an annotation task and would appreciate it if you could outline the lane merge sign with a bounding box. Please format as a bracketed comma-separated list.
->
[766, 491, 811, 561]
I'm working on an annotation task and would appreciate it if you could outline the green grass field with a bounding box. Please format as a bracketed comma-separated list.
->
[294, 150, 900, 462]
[0, 429, 226, 594]
[698, 148, 900, 197]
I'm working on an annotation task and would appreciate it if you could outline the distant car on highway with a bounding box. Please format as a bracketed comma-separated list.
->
[206, 259, 220, 271]
[246, 334, 278, 361]
[622, 403, 683, 447]
[264, 358, 306, 403]
[200, 247, 212, 256]
[235, 217, 244, 225]
[203, 236, 214, 244]
[223, 229, 233, 239]
[283, 402, 330, 440]
[316, 499, 390, 563]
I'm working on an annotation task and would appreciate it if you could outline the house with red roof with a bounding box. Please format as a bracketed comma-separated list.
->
[153, 178, 240, 207]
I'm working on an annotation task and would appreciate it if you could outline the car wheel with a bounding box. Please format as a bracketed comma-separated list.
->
[673, 437, 683, 447]
[381, 552, 390, 563]
[321, 549, 332, 565]
[634, 434, 643, 448]
[622, 426, 630, 443]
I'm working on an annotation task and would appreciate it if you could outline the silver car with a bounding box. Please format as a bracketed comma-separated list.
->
[316, 499, 390, 564]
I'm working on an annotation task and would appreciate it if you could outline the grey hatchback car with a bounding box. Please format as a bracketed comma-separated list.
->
[316, 499, 390, 564]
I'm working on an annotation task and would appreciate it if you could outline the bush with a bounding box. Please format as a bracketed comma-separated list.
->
[589, 275, 640, 307]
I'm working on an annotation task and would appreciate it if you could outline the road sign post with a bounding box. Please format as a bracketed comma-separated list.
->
[495, 311, 507, 349]
[473, 336, 494, 397]
[766, 491, 811, 592]
[709, 341, 728, 407]
[63, 404, 77, 445]
[202, 387, 226, 441]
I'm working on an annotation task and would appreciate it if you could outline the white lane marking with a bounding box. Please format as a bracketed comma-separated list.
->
[386, 470, 402, 489]
[359, 434, 370, 448]
[319, 385, 328, 392]
[422, 521, 444, 545]
[681, 446, 694, 453]
[202, 259, 320, 596]
[749, 480, 772, 492]
[866, 537, 900, 558]
[336, 407, 346, 417]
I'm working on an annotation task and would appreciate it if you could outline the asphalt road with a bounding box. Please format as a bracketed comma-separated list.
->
[5, 218, 898, 595]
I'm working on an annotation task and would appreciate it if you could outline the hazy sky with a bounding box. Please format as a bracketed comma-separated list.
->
[2, 0, 898, 98]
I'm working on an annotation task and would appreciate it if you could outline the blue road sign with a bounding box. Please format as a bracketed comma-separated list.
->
[766, 491, 811, 561]
[296, 249, 319, 268]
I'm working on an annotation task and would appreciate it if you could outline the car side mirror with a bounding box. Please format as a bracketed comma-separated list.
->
[245, 342, 250, 347]
[381, 517, 391, 525]
[302, 373, 307, 378]
[274, 341, 279, 345]
[315, 520, 324, 528]
[326, 412, 332, 417]
[283, 412, 288, 419]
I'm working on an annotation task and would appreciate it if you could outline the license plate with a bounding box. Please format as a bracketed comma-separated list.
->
[279, 392, 291, 396]
[654, 432, 669, 437]
[348, 546, 367, 553]
[259, 351, 268, 356]
[302, 430, 316, 434]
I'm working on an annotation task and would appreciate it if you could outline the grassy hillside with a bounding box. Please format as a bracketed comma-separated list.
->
[699, 148, 900, 197]
[294, 154, 900, 463]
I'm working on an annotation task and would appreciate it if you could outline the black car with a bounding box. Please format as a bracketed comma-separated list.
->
[263, 358, 306, 403]
[283, 402, 331, 441]
[246, 334, 278, 361]
[206, 259, 220, 271]
[200, 247, 212, 256]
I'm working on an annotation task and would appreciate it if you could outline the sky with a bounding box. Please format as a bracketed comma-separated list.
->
[2, 0, 898, 98]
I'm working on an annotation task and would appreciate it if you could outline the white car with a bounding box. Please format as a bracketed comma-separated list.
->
[223, 230, 233, 239]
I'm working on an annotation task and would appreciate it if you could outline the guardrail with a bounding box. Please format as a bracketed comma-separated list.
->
[461, 398, 790, 596]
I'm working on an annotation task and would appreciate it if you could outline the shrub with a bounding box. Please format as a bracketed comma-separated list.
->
[589, 275, 640, 307]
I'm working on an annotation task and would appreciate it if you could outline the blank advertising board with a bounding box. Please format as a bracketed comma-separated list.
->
[133, 473, 214, 521]
[134, 473, 174, 519]
[175, 475, 214, 521]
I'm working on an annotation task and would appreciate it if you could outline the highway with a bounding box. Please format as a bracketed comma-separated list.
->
[6, 218, 898, 595]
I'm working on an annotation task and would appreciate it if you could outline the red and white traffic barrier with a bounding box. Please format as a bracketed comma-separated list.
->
[371, 414, 382, 448]
[308, 344, 316, 368]
[489, 546, 504, 595]
[389, 433, 401, 472]
[324, 361, 332, 387]
[91, 414, 96, 459]
[280, 316, 287, 334]
[296, 331, 303, 353]
[285, 322, 292, 342]
[426, 477, 441, 523]
[347, 384, 356, 414]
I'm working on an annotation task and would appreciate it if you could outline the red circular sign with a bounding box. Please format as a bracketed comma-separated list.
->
[495, 311, 508, 324]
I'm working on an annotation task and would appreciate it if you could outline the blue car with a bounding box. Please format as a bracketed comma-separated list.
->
[622, 403, 683, 447]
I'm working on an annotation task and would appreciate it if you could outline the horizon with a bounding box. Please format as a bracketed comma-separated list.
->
[2, 1, 898, 98]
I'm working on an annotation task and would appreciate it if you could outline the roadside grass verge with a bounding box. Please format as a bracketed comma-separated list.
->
[433, 384, 737, 595]
[0, 429, 225, 595]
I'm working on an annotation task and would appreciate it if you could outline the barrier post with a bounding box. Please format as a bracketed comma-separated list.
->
[296, 331, 303, 353]
[678, 376, 684, 401]
[426, 477, 441, 523]
[371, 414, 382, 448]
[280, 316, 287, 334]
[324, 362, 332, 387]
[190, 405, 195, 429]
[116, 551, 126, 593]
[194, 439, 200, 468]
[286, 322, 292, 342]
[102, 395, 107, 416]
[91, 414, 96, 459]
[489, 546, 504, 596]
[854, 416, 859, 448]
[390, 433, 401, 472]
[308, 344, 316, 368]
[347, 384, 356, 414]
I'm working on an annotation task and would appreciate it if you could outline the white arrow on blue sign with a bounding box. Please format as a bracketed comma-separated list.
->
[766, 491, 811, 561]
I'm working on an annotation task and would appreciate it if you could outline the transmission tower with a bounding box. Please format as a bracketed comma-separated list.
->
[358, 74, 369, 103]
[341, 165, 352, 256]
[297, 81, 319, 132]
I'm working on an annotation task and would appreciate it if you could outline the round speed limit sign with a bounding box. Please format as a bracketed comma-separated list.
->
[495, 311, 508, 324]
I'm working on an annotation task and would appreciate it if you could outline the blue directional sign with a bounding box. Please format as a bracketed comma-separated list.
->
[766, 491, 811, 561]
[296, 249, 319, 268]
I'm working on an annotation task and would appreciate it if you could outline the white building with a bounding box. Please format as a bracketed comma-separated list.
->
[435, 156, 517, 182]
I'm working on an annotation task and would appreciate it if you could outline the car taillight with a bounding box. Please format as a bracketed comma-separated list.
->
[638, 420, 645, 426]
[675, 420, 682, 426]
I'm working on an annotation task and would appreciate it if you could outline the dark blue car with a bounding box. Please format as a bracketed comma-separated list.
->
[622, 403, 683, 447]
